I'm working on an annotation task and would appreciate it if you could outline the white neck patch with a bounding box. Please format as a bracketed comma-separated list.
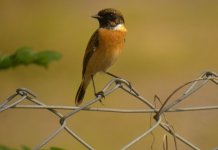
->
[113, 24, 127, 32]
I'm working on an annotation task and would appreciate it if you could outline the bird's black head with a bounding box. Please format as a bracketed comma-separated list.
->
[92, 8, 125, 29]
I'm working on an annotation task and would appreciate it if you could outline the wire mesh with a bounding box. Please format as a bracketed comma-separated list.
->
[0, 71, 218, 150]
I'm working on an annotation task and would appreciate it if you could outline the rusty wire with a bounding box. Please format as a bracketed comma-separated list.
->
[0, 71, 218, 150]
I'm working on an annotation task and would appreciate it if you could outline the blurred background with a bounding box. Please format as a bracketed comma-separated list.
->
[0, 0, 217, 149]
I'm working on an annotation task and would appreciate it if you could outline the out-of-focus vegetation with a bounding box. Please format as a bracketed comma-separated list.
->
[0, 145, 64, 150]
[0, 1, 217, 150]
[0, 47, 61, 70]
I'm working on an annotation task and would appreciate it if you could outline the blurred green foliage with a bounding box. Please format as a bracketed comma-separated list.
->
[0, 47, 61, 70]
[0, 145, 64, 150]
[0, 145, 30, 150]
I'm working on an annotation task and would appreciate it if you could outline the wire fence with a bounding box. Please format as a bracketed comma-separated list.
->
[0, 71, 218, 150]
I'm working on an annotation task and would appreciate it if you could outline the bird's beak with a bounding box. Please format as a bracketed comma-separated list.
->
[91, 14, 102, 19]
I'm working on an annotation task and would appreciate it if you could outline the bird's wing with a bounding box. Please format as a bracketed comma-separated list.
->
[82, 30, 99, 77]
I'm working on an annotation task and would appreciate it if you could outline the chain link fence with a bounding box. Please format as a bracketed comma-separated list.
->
[0, 71, 218, 150]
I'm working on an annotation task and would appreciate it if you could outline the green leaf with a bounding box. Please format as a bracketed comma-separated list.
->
[0, 145, 10, 150]
[0, 145, 16, 150]
[14, 47, 34, 66]
[0, 55, 14, 69]
[0, 145, 65, 150]
[50, 147, 65, 150]
[33, 50, 62, 68]
[21, 146, 31, 150]
[0, 47, 62, 70]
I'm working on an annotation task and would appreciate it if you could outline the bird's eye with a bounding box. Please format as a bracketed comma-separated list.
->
[108, 13, 116, 20]
[109, 13, 113, 16]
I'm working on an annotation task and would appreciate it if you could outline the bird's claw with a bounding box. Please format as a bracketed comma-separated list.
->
[95, 91, 105, 105]
[95, 91, 105, 98]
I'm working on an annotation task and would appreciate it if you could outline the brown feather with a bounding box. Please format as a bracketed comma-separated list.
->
[75, 76, 91, 105]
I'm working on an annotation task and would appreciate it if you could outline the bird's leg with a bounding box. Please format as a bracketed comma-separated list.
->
[91, 75, 105, 103]
[105, 71, 121, 79]
[105, 71, 131, 85]
[105, 71, 135, 94]
[91, 75, 97, 95]
[105, 71, 123, 85]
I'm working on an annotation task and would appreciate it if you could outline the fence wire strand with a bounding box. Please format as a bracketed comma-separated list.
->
[0, 71, 218, 150]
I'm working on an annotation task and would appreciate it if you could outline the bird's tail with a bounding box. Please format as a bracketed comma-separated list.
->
[75, 78, 90, 106]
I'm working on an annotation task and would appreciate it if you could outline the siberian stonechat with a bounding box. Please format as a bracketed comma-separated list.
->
[75, 8, 127, 105]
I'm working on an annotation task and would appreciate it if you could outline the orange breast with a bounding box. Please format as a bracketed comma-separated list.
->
[97, 28, 126, 68]
[84, 28, 127, 77]
[98, 28, 126, 50]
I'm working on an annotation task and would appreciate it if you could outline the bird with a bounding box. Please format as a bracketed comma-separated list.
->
[75, 8, 127, 105]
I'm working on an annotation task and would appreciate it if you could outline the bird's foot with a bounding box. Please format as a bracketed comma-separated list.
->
[95, 91, 105, 105]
